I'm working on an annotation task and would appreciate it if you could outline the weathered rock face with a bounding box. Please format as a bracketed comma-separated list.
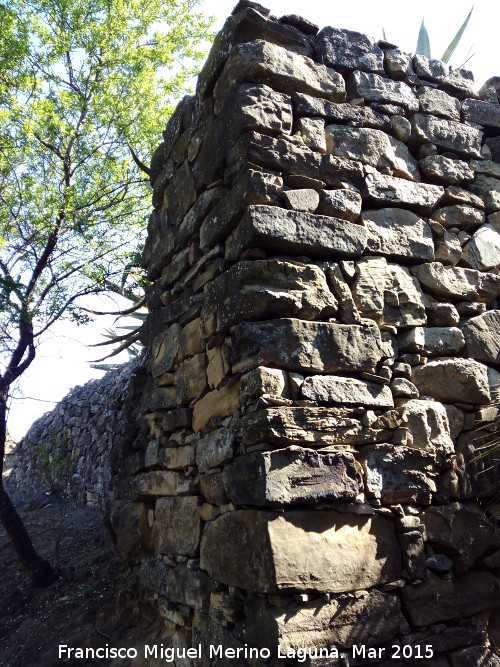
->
[14, 4, 499, 663]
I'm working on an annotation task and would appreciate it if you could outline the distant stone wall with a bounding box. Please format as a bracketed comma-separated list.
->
[9, 359, 142, 509]
[110, 0, 500, 662]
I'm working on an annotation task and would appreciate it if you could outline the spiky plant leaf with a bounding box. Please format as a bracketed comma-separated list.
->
[441, 6, 473, 63]
[416, 19, 431, 58]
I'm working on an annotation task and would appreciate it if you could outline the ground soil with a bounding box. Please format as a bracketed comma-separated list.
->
[0, 488, 165, 667]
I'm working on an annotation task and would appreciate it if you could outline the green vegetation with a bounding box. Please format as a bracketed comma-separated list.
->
[0, 0, 213, 585]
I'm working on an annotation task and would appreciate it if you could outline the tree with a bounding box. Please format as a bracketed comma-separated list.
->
[0, 0, 212, 585]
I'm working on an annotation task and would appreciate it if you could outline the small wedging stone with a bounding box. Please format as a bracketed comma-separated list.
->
[325, 125, 420, 181]
[200, 510, 401, 593]
[411, 358, 491, 404]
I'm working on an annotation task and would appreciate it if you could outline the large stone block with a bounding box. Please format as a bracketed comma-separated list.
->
[200, 510, 402, 593]
[399, 398, 454, 455]
[360, 444, 438, 504]
[200, 169, 282, 251]
[401, 572, 500, 626]
[363, 173, 443, 214]
[200, 259, 337, 335]
[347, 71, 419, 111]
[362, 208, 434, 262]
[398, 326, 465, 357]
[301, 375, 394, 408]
[418, 86, 461, 120]
[110, 503, 153, 562]
[152, 496, 202, 556]
[225, 205, 367, 260]
[420, 503, 500, 573]
[467, 175, 500, 213]
[245, 590, 401, 651]
[462, 98, 500, 128]
[410, 262, 500, 303]
[412, 358, 491, 404]
[419, 155, 473, 185]
[196, 428, 236, 473]
[192, 380, 241, 432]
[235, 406, 394, 447]
[293, 92, 392, 131]
[410, 113, 482, 158]
[352, 257, 427, 328]
[461, 223, 500, 271]
[223, 447, 362, 506]
[463, 310, 500, 366]
[226, 131, 364, 188]
[214, 40, 345, 105]
[325, 125, 420, 181]
[314, 27, 384, 73]
[232, 318, 384, 374]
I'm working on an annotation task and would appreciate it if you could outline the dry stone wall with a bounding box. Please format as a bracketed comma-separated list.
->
[109, 1, 500, 664]
[9, 359, 141, 509]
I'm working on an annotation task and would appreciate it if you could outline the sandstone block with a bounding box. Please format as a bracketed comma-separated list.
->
[352, 257, 427, 328]
[235, 406, 393, 447]
[420, 503, 500, 573]
[192, 380, 240, 432]
[232, 318, 384, 374]
[361, 444, 437, 504]
[110, 503, 153, 562]
[226, 131, 364, 189]
[363, 173, 443, 214]
[164, 564, 215, 611]
[133, 470, 182, 498]
[431, 204, 485, 230]
[245, 590, 401, 652]
[152, 496, 202, 556]
[200, 510, 401, 593]
[325, 125, 420, 181]
[239, 366, 290, 402]
[348, 71, 419, 110]
[463, 310, 500, 366]
[462, 223, 500, 271]
[399, 398, 454, 455]
[215, 40, 345, 104]
[418, 86, 461, 120]
[317, 188, 361, 221]
[362, 208, 434, 262]
[467, 175, 500, 213]
[200, 169, 282, 251]
[294, 117, 326, 152]
[225, 205, 367, 260]
[401, 572, 500, 626]
[223, 447, 362, 506]
[462, 98, 500, 128]
[314, 27, 384, 73]
[201, 259, 337, 335]
[174, 354, 208, 404]
[301, 375, 394, 408]
[410, 113, 482, 158]
[398, 327, 465, 357]
[419, 155, 473, 185]
[196, 428, 236, 473]
[293, 92, 392, 131]
[411, 358, 491, 404]
[282, 188, 319, 212]
[410, 262, 500, 303]
[412, 55, 476, 99]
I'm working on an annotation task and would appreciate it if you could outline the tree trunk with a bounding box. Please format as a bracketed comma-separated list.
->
[0, 388, 57, 587]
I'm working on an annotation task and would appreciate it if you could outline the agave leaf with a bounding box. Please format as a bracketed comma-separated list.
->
[441, 6, 473, 63]
[416, 19, 431, 58]
[382, 27, 388, 41]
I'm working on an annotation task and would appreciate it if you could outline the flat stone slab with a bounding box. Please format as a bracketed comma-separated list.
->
[301, 375, 394, 408]
[226, 205, 367, 260]
[411, 358, 491, 404]
[411, 113, 483, 158]
[362, 208, 434, 262]
[348, 70, 419, 111]
[232, 318, 384, 374]
[200, 510, 402, 593]
[411, 262, 500, 303]
[223, 447, 362, 506]
[314, 26, 384, 73]
[363, 173, 444, 214]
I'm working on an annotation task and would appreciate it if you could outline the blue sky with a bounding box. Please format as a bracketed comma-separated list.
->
[7, 0, 500, 440]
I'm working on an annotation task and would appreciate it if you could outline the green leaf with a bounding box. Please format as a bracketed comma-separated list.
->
[441, 6, 473, 63]
[416, 19, 431, 58]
